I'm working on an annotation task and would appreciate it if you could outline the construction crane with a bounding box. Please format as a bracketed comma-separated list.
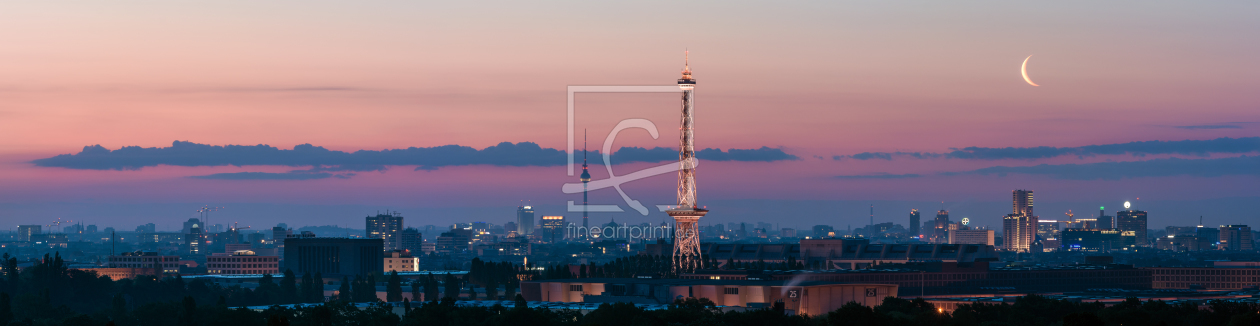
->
[197, 206, 224, 232]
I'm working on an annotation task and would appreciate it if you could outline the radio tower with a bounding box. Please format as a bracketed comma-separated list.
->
[668, 50, 707, 273]
[580, 130, 591, 240]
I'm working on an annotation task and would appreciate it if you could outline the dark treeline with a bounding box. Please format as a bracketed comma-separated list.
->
[3, 253, 1260, 326]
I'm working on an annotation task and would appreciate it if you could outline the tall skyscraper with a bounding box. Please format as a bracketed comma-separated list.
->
[1219, 225, 1254, 251]
[933, 210, 950, 243]
[1003, 189, 1038, 252]
[1115, 202, 1148, 246]
[1013, 189, 1034, 216]
[909, 209, 921, 238]
[517, 205, 535, 235]
[667, 51, 707, 273]
[366, 212, 404, 251]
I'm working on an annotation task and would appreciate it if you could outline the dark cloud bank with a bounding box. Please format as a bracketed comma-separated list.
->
[837, 137, 1260, 161]
[32, 141, 797, 180]
[836, 155, 1260, 180]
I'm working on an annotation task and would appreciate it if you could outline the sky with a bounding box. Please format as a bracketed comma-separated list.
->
[1, 1, 1258, 232]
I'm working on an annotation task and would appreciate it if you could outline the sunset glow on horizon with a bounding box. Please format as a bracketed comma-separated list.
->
[1, 1, 1258, 229]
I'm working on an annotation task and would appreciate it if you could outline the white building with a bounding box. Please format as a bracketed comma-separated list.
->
[383, 250, 418, 272]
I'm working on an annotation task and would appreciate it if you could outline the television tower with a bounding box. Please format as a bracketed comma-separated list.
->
[668, 50, 707, 273]
[580, 130, 591, 240]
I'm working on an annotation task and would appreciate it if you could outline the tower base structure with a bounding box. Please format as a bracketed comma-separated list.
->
[668, 208, 707, 273]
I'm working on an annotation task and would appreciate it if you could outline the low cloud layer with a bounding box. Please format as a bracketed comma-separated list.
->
[32, 141, 798, 172]
[955, 155, 1260, 180]
[190, 171, 347, 180]
[836, 137, 1260, 161]
[834, 173, 923, 179]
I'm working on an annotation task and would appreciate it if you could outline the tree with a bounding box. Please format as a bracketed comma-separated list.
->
[485, 279, 498, 300]
[425, 274, 439, 302]
[386, 271, 403, 302]
[443, 274, 460, 300]
[280, 269, 298, 304]
[312, 272, 324, 302]
[410, 281, 421, 302]
[267, 314, 290, 326]
[179, 296, 197, 326]
[110, 293, 126, 321]
[300, 272, 314, 303]
[0, 292, 11, 325]
[351, 275, 368, 302]
[338, 276, 351, 302]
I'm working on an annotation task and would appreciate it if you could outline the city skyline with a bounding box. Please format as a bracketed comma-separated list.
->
[2, 1, 1259, 230]
[4, 3, 1260, 326]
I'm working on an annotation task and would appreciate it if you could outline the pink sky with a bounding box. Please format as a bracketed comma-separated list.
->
[0, 1, 1258, 229]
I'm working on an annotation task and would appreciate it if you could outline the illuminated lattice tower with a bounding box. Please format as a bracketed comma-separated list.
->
[668, 51, 707, 273]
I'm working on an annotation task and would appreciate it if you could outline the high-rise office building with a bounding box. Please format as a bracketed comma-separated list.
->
[400, 227, 422, 254]
[1003, 189, 1038, 252]
[933, 210, 950, 243]
[17, 225, 41, 242]
[539, 216, 566, 243]
[1219, 225, 1253, 251]
[517, 205, 535, 235]
[366, 212, 404, 251]
[1096, 207, 1114, 229]
[1115, 205, 1148, 246]
[1013, 189, 1034, 216]
[185, 223, 204, 255]
[909, 210, 921, 239]
[1036, 220, 1060, 241]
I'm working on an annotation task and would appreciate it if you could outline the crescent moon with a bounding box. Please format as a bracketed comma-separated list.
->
[1021, 55, 1039, 86]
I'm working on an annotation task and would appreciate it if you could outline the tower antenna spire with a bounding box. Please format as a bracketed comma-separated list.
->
[669, 49, 705, 273]
[579, 129, 592, 240]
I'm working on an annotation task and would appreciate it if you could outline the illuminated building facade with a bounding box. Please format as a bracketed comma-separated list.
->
[366, 212, 404, 251]
[540, 215, 566, 243]
[1002, 190, 1038, 252]
[1218, 225, 1253, 251]
[207, 250, 279, 275]
[1115, 205, 1148, 246]
[517, 205, 535, 235]
[909, 209, 921, 238]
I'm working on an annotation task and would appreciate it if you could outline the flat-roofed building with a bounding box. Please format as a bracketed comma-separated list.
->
[949, 229, 995, 246]
[384, 250, 418, 272]
[1150, 265, 1260, 290]
[107, 251, 180, 275]
[284, 237, 383, 277]
[207, 250, 279, 275]
[521, 278, 896, 316]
